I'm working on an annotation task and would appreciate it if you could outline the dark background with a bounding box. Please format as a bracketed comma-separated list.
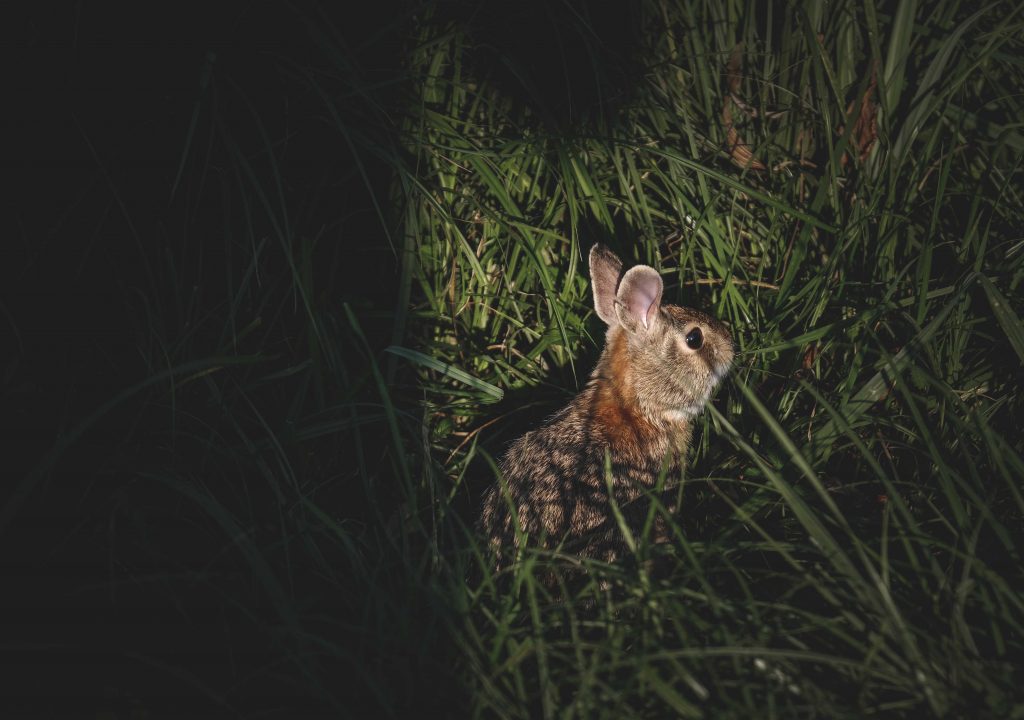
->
[2, 3, 414, 716]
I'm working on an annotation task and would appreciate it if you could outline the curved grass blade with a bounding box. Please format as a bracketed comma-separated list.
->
[979, 275, 1024, 365]
[385, 345, 504, 401]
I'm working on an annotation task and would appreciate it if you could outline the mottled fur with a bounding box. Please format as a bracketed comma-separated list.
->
[479, 245, 734, 566]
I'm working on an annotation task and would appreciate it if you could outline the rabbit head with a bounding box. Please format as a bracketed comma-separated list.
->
[589, 244, 734, 425]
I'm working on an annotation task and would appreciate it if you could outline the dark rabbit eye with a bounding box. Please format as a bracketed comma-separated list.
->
[685, 327, 703, 350]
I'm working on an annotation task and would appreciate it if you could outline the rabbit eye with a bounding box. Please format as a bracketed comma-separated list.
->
[685, 327, 703, 350]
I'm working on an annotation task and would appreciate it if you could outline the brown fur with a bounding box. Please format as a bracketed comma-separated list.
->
[478, 246, 734, 567]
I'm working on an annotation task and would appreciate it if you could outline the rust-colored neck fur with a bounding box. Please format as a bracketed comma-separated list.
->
[588, 328, 690, 466]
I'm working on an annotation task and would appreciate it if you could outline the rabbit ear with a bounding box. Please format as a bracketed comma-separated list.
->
[615, 265, 663, 332]
[589, 244, 623, 325]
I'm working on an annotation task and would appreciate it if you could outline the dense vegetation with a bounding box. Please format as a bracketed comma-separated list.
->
[10, 1, 1024, 717]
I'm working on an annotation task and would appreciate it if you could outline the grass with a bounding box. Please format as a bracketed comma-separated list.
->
[388, 3, 1024, 711]
[18, 0, 1024, 717]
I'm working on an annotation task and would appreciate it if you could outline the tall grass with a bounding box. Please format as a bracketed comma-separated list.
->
[34, 0, 1024, 716]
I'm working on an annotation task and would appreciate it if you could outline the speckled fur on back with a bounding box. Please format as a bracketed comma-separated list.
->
[479, 245, 734, 567]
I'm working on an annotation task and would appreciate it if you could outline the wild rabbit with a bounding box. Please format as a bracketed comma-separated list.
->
[479, 244, 734, 567]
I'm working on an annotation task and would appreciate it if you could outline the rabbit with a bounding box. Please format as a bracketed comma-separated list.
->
[478, 244, 734, 569]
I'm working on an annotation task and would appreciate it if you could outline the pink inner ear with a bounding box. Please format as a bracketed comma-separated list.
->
[630, 290, 655, 328]
[619, 266, 663, 330]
